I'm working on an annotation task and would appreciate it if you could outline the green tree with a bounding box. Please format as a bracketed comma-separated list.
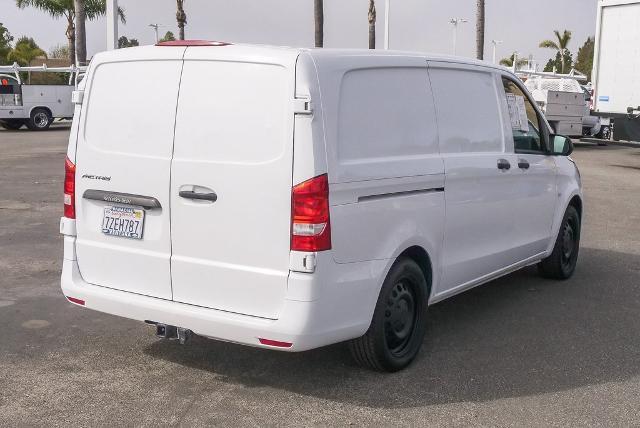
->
[543, 50, 573, 74]
[574, 36, 594, 82]
[49, 43, 69, 59]
[176, 0, 187, 40]
[117, 36, 139, 49]
[159, 31, 176, 43]
[0, 23, 14, 65]
[7, 36, 46, 66]
[539, 29, 572, 73]
[499, 53, 528, 68]
[368, 0, 376, 49]
[15, 0, 125, 65]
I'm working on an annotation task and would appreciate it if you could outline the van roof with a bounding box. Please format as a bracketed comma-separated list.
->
[91, 42, 510, 74]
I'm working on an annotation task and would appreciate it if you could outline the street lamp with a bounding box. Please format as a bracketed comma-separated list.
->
[491, 39, 503, 64]
[149, 24, 164, 43]
[384, 0, 391, 50]
[449, 18, 468, 56]
[106, 0, 118, 50]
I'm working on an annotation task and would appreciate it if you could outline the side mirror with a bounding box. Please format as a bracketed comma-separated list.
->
[550, 134, 573, 156]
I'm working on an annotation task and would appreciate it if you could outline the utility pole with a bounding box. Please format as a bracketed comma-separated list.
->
[491, 40, 503, 64]
[449, 18, 468, 55]
[149, 24, 161, 43]
[106, 0, 118, 50]
[384, 0, 391, 49]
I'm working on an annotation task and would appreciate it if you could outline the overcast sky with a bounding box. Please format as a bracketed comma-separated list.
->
[2, 0, 598, 65]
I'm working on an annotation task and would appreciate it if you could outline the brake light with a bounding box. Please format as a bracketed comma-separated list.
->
[64, 157, 76, 219]
[291, 174, 331, 252]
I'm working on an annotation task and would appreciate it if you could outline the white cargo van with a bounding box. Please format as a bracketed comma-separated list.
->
[60, 41, 583, 372]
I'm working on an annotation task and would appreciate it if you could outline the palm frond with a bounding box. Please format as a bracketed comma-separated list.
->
[84, 0, 125, 23]
[539, 39, 559, 50]
[15, 0, 69, 18]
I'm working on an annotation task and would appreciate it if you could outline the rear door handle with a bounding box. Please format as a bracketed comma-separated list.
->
[497, 159, 511, 170]
[518, 159, 530, 169]
[179, 190, 218, 202]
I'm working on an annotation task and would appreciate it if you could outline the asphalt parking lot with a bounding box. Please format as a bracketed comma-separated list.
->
[1, 127, 639, 426]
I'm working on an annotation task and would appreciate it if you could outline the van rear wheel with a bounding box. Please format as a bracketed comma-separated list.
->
[349, 258, 428, 372]
[26, 108, 52, 131]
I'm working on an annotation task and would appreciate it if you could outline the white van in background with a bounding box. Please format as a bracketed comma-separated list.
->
[60, 41, 583, 372]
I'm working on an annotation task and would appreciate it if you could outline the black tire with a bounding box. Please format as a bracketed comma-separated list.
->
[0, 119, 25, 130]
[26, 108, 52, 131]
[349, 257, 429, 372]
[538, 205, 581, 280]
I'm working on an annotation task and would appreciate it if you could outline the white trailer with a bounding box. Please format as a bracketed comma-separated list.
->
[592, 0, 640, 141]
[0, 63, 85, 131]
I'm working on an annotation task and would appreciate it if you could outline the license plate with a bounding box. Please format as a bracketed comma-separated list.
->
[102, 206, 145, 239]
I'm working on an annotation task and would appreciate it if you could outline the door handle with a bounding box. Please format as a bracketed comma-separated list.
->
[497, 159, 511, 170]
[518, 159, 530, 169]
[179, 190, 218, 202]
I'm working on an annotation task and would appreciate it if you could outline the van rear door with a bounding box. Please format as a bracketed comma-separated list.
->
[74, 48, 185, 300]
[169, 48, 297, 319]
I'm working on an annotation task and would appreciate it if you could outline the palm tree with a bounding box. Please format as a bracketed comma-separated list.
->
[314, 0, 323, 47]
[15, 0, 125, 66]
[499, 53, 528, 69]
[368, 0, 376, 49]
[476, 0, 485, 60]
[539, 30, 572, 73]
[74, 0, 85, 65]
[176, 0, 187, 40]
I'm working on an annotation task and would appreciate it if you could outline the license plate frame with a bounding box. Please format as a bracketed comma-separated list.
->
[101, 205, 145, 240]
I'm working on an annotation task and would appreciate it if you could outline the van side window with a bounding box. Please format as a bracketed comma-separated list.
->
[429, 68, 503, 153]
[337, 67, 438, 162]
[502, 77, 545, 154]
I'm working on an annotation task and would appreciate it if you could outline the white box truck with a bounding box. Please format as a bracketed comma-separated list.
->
[0, 64, 84, 131]
[592, 0, 640, 141]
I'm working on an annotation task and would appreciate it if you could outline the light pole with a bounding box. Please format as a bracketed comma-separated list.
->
[449, 18, 468, 55]
[491, 39, 503, 64]
[384, 0, 391, 50]
[149, 24, 162, 43]
[106, 0, 118, 50]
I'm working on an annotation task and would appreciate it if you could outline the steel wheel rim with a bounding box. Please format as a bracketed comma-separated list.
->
[34, 112, 48, 128]
[384, 280, 418, 356]
[561, 218, 576, 268]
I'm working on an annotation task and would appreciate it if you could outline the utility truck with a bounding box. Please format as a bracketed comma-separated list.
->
[0, 63, 84, 131]
[592, 0, 640, 141]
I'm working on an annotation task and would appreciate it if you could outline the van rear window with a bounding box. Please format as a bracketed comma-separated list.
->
[173, 61, 288, 163]
[84, 61, 183, 158]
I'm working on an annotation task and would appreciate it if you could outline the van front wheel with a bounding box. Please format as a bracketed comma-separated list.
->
[349, 258, 428, 372]
[538, 205, 581, 279]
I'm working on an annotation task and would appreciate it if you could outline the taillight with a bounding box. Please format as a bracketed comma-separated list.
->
[291, 174, 331, 252]
[64, 156, 76, 219]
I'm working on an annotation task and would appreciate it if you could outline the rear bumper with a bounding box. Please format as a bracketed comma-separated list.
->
[60, 257, 366, 352]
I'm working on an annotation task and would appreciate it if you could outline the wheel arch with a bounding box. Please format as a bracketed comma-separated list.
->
[568, 194, 583, 219]
[396, 245, 434, 301]
[28, 105, 53, 119]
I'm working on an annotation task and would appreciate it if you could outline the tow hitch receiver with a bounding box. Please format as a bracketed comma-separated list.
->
[147, 321, 193, 345]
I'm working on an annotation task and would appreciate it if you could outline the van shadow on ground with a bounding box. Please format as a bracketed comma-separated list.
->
[144, 247, 640, 408]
